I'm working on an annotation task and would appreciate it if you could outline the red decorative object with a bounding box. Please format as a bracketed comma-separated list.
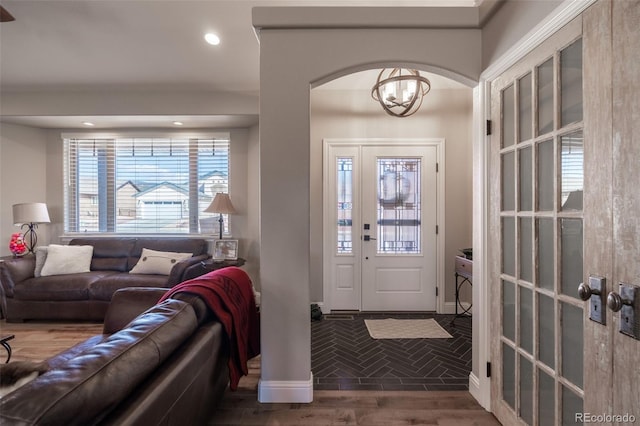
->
[9, 233, 28, 257]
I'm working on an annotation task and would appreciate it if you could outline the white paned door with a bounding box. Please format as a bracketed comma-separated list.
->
[324, 141, 438, 312]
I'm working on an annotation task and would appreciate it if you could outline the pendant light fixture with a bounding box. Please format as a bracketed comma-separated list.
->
[371, 68, 431, 117]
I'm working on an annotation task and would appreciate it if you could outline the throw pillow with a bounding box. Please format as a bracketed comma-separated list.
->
[129, 248, 192, 276]
[40, 244, 94, 277]
[34, 246, 49, 278]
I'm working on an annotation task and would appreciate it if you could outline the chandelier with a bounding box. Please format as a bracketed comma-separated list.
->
[371, 68, 431, 117]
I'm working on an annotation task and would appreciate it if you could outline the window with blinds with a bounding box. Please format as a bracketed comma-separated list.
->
[63, 136, 230, 234]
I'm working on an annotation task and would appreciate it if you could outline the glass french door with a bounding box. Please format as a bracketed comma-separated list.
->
[490, 18, 585, 426]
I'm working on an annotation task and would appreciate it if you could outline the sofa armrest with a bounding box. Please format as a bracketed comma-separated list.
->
[0, 255, 36, 298]
[166, 253, 210, 287]
[102, 287, 169, 334]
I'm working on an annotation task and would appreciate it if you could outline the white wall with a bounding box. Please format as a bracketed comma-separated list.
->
[310, 87, 473, 304]
[482, 0, 563, 68]
[0, 123, 49, 256]
[245, 124, 261, 290]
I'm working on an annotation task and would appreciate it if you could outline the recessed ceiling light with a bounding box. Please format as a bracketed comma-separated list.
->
[82, 121, 95, 126]
[173, 121, 184, 126]
[204, 33, 220, 46]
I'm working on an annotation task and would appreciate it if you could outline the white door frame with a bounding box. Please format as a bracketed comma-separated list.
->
[322, 138, 445, 314]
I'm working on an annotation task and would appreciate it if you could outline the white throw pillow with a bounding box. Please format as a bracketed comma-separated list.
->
[34, 246, 49, 278]
[40, 244, 93, 277]
[129, 248, 192, 276]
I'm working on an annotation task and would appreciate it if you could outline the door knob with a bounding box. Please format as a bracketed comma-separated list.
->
[606, 291, 626, 312]
[579, 276, 606, 325]
[578, 282, 600, 301]
[607, 283, 640, 340]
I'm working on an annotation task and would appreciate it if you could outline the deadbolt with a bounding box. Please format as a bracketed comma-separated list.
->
[607, 283, 640, 340]
[578, 276, 606, 325]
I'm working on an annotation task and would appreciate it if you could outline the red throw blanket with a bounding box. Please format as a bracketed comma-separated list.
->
[158, 267, 260, 390]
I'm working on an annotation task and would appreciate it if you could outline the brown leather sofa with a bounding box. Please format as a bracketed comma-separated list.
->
[0, 238, 210, 322]
[0, 287, 230, 425]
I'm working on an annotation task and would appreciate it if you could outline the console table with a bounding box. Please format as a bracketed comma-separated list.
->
[452, 255, 472, 323]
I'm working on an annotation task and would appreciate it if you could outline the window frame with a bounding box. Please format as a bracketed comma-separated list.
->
[62, 131, 232, 237]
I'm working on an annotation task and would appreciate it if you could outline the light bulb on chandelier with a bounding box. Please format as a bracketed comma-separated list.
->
[371, 68, 431, 117]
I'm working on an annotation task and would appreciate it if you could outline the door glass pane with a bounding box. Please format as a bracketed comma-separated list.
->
[562, 386, 584, 426]
[561, 132, 584, 211]
[337, 157, 353, 254]
[538, 369, 556, 425]
[519, 147, 532, 211]
[538, 57, 555, 135]
[502, 152, 515, 211]
[561, 219, 583, 297]
[519, 355, 533, 425]
[519, 217, 532, 282]
[519, 73, 533, 142]
[537, 218, 555, 291]
[561, 302, 583, 388]
[503, 343, 516, 409]
[503, 280, 516, 342]
[502, 84, 515, 148]
[538, 294, 555, 368]
[519, 286, 533, 354]
[537, 140, 554, 211]
[561, 38, 583, 126]
[376, 158, 421, 254]
[502, 217, 515, 276]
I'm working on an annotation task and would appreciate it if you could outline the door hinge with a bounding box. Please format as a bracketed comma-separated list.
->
[486, 362, 492, 378]
[436, 225, 439, 234]
[436, 287, 439, 297]
[436, 162, 439, 172]
[486, 119, 492, 135]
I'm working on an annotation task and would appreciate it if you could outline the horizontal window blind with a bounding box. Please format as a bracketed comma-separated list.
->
[64, 136, 230, 234]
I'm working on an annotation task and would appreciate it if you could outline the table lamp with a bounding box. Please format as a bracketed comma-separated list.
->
[203, 193, 236, 239]
[13, 202, 51, 253]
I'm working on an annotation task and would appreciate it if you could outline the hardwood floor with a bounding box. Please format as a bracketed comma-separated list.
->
[0, 320, 103, 363]
[0, 320, 500, 425]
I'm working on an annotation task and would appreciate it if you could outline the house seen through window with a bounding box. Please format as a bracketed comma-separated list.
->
[63, 135, 230, 234]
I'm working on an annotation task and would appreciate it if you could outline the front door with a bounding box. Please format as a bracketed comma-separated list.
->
[324, 140, 439, 312]
[360, 145, 437, 311]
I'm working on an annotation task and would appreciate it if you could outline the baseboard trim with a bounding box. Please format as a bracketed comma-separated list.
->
[258, 373, 314, 403]
[468, 372, 491, 411]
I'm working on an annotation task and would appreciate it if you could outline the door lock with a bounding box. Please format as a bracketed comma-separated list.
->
[578, 276, 606, 325]
[607, 283, 640, 340]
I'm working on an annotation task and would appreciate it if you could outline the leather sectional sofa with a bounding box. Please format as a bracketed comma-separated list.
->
[0, 287, 231, 425]
[0, 237, 211, 322]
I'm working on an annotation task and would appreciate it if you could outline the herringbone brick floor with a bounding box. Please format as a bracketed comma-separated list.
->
[311, 312, 471, 391]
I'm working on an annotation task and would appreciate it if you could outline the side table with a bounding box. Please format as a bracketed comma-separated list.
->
[183, 258, 246, 281]
[451, 255, 472, 325]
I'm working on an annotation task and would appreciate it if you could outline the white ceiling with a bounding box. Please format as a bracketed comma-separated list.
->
[0, 0, 492, 129]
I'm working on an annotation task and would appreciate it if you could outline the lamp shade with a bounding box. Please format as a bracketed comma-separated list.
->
[13, 203, 51, 225]
[204, 193, 236, 215]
